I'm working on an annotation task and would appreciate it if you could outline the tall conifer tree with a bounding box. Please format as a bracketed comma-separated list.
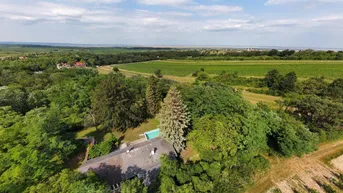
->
[158, 86, 190, 153]
[146, 76, 160, 116]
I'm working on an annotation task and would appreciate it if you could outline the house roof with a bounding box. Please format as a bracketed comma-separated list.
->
[78, 138, 175, 185]
[75, 62, 86, 66]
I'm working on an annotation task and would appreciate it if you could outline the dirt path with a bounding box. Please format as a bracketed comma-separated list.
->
[247, 140, 343, 193]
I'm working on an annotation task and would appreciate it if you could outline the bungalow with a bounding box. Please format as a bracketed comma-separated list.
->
[78, 137, 175, 192]
[74, 62, 86, 68]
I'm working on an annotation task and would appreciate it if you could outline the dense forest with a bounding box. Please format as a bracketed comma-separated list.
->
[1, 49, 343, 193]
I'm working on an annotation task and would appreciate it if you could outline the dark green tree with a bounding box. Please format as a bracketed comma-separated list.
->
[146, 76, 161, 116]
[181, 83, 249, 118]
[196, 72, 209, 81]
[266, 112, 317, 157]
[120, 178, 147, 193]
[264, 69, 283, 94]
[112, 67, 119, 73]
[91, 74, 147, 131]
[27, 169, 110, 193]
[283, 94, 343, 134]
[268, 49, 279, 56]
[154, 69, 163, 78]
[328, 78, 343, 99]
[279, 71, 297, 94]
[0, 85, 28, 113]
[296, 77, 328, 96]
[0, 106, 22, 129]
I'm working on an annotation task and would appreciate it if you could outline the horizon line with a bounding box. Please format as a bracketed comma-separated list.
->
[1, 41, 342, 51]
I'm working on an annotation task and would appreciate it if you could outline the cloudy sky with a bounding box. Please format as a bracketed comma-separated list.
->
[0, 0, 343, 48]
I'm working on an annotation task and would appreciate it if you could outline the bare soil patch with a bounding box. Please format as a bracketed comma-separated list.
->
[331, 155, 343, 172]
[247, 140, 343, 193]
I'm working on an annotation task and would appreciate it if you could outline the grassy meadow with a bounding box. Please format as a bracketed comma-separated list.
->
[116, 60, 343, 80]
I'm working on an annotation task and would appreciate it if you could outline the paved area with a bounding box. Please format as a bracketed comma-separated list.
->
[78, 137, 175, 185]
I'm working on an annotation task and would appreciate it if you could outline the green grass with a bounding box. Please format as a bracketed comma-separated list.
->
[241, 90, 281, 105]
[116, 60, 343, 80]
[113, 118, 159, 142]
[76, 118, 159, 143]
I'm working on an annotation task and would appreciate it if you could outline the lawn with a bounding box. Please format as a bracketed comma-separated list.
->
[76, 118, 159, 143]
[241, 90, 281, 105]
[113, 118, 159, 142]
[116, 60, 343, 80]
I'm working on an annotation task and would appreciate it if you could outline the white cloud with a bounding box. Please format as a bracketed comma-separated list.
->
[203, 18, 304, 32]
[39, 2, 86, 17]
[75, 0, 124, 3]
[137, 0, 242, 16]
[0, 1, 340, 33]
[312, 14, 343, 21]
[0, 0, 343, 47]
[265, 0, 343, 5]
[203, 19, 248, 31]
[191, 5, 242, 13]
[136, 9, 193, 17]
[265, 0, 306, 5]
[137, 0, 192, 6]
[0, 2, 87, 23]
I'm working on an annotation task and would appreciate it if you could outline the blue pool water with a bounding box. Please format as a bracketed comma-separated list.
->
[145, 129, 160, 140]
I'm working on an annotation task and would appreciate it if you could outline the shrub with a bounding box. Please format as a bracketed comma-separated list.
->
[272, 188, 282, 193]
[88, 134, 118, 159]
[322, 184, 336, 193]
[196, 72, 209, 81]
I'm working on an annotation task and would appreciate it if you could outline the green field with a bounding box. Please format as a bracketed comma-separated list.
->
[116, 60, 343, 80]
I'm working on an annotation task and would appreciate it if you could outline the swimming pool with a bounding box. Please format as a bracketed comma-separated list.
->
[144, 129, 160, 140]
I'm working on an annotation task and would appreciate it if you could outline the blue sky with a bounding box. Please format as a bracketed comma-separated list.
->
[1, 0, 343, 48]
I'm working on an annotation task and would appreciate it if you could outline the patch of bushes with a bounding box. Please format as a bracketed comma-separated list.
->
[212, 71, 264, 87]
[88, 134, 118, 159]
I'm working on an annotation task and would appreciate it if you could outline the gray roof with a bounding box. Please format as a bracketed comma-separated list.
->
[78, 138, 175, 185]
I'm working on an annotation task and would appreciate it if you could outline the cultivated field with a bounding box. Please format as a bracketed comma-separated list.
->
[116, 60, 343, 80]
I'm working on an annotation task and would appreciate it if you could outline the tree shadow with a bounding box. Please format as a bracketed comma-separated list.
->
[84, 130, 108, 143]
[89, 163, 123, 185]
[117, 136, 125, 145]
[123, 165, 161, 186]
[168, 151, 177, 159]
[123, 165, 147, 180]
[88, 164, 162, 187]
